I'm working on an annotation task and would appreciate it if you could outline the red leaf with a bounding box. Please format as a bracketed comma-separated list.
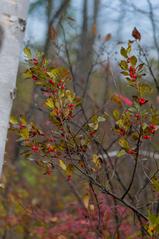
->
[132, 27, 141, 41]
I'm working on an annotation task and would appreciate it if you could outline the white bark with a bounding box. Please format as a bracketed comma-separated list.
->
[0, 0, 29, 176]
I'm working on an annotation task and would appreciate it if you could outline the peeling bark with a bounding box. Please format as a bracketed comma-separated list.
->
[0, 0, 29, 176]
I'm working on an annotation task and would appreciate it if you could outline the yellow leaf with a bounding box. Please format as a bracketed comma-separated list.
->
[23, 69, 32, 79]
[139, 83, 153, 96]
[113, 109, 120, 120]
[92, 154, 101, 168]
[83, 193, 89, 209]
[59, 160, 66, 171]
[23, 47, 32, 58]
[152, 177, 159, 192]
[65, 90, 75, 101]
[10, 115, 18, 125]
[66, 164, 73, 176]
[97, 116, 106, 122]
[45, 98, 54, 109]
[88, 122, 98, 130]
[89, 204, 95, 211]
[49, 67, 70, 81]
[20, 128, 29, 140]
[118, 138, 129, 149]
[147, 225, 155, 236]
[20, 116, 27, 126]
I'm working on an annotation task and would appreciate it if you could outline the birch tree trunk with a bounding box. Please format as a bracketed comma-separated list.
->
[0, 0, 29, 176]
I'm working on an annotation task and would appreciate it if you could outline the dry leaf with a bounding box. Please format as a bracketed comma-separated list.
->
[132, 27, 141, 41]
[104, 33, 112, 42]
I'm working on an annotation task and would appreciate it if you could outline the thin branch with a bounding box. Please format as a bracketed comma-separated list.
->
[121, 128, 142, 200]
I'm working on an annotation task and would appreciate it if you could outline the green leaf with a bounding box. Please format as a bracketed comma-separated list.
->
[142, 123, 148, 130]
[117, 149, 126, 157]
[128, 107, 136, 113]
[120, 47, 128, 58]
[148, 210, 159, 225]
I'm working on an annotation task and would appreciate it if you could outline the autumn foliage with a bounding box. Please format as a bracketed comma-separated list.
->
[2, 28, 159, 238]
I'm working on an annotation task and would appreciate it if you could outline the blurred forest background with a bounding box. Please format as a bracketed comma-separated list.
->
[2, 0, 159, 238]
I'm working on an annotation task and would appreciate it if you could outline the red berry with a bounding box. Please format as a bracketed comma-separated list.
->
[135, 113, 141, 120]
[32, 75, 38, 81]
[150, 129, 156, 134]
[61, 83, 65, 90]
[149, 124, 156, 130]
[143, 135, 151, 140]
[49, 79, 54, 86]
[19, 123, 25, 129]
[46, 167, 52, 175]
[148, 124, 156, 134]
[48, 138, 54, 142]
[89, 131, 96, 137]
[67, 175, 72, 182]
[68, 103, 75, 110]
[52, 89, 58, 94]
[33, 58, 38, 65]
[119, 128, 125, 136]
[138, 97, 147, 105]
[32, 145, 39, 152]
[127, 149, 136, 155]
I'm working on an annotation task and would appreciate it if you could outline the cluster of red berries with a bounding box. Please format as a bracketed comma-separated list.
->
[32, 145, 39, 153]
[129, 66, 137, 80]
[48, 79, 65, 90]
[142, 124, 157, 140]
[68, 103, 75, 111]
